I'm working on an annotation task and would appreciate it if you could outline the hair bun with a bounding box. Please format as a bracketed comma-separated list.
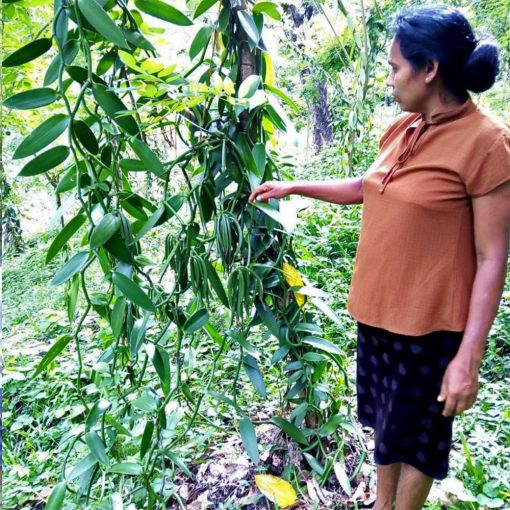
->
[463, 39, 500, 93]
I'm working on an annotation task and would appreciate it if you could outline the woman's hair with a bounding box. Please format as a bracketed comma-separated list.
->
[393, 5, 500, 101]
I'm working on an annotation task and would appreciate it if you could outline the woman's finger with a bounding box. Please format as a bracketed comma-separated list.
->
[442, 395, 457, 417]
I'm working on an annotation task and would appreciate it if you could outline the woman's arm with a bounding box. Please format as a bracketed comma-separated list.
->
[248, 177, 364, 205]
[439, 180, 510, 417]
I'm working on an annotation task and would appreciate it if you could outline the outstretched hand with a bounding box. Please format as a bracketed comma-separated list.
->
[248, 181, 293, 203]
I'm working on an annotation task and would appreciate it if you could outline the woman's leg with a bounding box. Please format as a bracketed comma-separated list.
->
[373, 463, 402, 510]
[394, 462, 434, 510]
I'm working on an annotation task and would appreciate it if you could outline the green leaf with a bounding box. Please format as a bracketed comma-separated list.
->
[54, 4, 69, 49]
[140, 421, 154, 459]
[204, 259, 229, 307]
[67, 273, 80, 322]
[110, 296, 126, 338]
[120, 158, 147, 172]
[4, 88, 58, 110]
[124, 29, 156, 52]
[51, 251, 90, 286]
[265, 83, 299, 112]
[302, 336, 343, 356]
[72, 120, 99, 154]
[46, 213, 86, 264]
[271, 416, 308, 445]
[77, 0, 129, 48]
[13, 114, 69, 160]
[112, 272, 156, 312]
[252, 143, 266, 175]
[239, 417, 259, 464]
[303, 452, 324, 475]
[92, 84, 139, 135]
[333, 460, 352, 496]
[18, 146, 70, 177]
[253, 2, 281, 21]
[183, 308, 209, 333]
[129, 138, 164, 177]
[133, 394, 158, 412]
[189, 26, 212, 60]
[193, 0, 217, 18]
[243, 354, 266, 398]
[238, 74, 261, 99]
[130, 312, 149, 356]
[255, 300, 279, 338]
[134, 0, 193, 26]
[85, 431, 110, 466]
[68, 454, 97, 481]
[33, 334, 73, 378]
[152, 345, 171, 395]
[45, 482, 67, 510]
[90, 213, 121, 249]
[132, 204, 164, 243]
[85, 399, 111, 430]
[164, 450, 193, 477]
[2, 38, 52, 67]
[109, 463, 143, 475]
[253, 200, 296, 233]
[237, 11, 260, 46]
[271, 345, 290, 364]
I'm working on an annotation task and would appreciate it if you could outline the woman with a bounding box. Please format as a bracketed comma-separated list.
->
[249, 6, 510, 510]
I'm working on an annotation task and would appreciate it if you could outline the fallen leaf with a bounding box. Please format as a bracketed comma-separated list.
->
[255, 473, 298, 508]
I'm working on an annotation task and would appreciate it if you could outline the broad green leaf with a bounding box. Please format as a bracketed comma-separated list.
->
[18, 146, 70, 177]
[72, 120, 99, 154]
[131, 204, 164, 243]
[183, 308, 209, 333]
[206, 390, 243, 415]
[310, 296, 342, 325]
[54, 3, 69, 49]
[238, 74, 261, 99]
[85, 431, 110, 466]
[130, 312, 150, 356]
[46, 213, 86, 263]
[68, 454, 97, 481]
[302, 336, 343, 356]
[109, 463, 143, 475]
[193, 0, 217, 18]
[13, 114, 69, 159]
[164, 450, 192, 477]
[140, 421, 154, 458]
[265, 83, 299, 112]
[134, 0, 193, 26]
[228, 330, 258, 354]
[85, 399, 111, 430]
[51, 251, 90, 286]
[243, 354, 266, 398]
[254, 474, 298, 508]
[92, 84, 139, 135]
[255, 300, 279, 338]
[253, 200, 296, 233]
[112, 272, 156, 311]
[2, 38, 52, 67]
[4, 88, 58, 109]
[90, 213, 121, 249]
[133, 394, 158, 412]
[77, 0, 129, 48]
[237, 11, 259, 46]
[204, 259, 229, 307]
[295, 322, 322, 334]
[33, 334, 73, 378]
[253, 2, 281, 20]
[239, 417, 259, 464]
[270, 345, 290, 364]
[45, 482, 67, 510]
[252, 143, 266, 175]
[189, 26, 212, 60]
[124, 29, 156, 52]
[152, 345, 171, 394]
[303, 452, 324, 475]
[104, 234, 134, 263]
[129, 138, 164, 177]
[271, 416, 308, 445]
[110, 296, 126, 338]
[96, 51, 116, 76]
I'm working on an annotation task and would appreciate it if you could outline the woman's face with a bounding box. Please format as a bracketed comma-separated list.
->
[386, 38, 432, 112]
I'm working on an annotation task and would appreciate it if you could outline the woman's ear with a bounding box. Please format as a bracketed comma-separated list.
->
[424, 59, 440, 83]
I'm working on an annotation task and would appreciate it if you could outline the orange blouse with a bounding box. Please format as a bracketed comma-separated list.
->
[347, 97, 510, 336]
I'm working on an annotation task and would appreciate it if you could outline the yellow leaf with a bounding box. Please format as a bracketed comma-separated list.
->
[223, 76, 235, 95]
[255, 474, 298, 508]
[263, 52, 274, 86]
[282, 262, 306, 310]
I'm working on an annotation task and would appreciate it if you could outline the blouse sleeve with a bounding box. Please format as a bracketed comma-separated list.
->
[464, 131, 510, 197]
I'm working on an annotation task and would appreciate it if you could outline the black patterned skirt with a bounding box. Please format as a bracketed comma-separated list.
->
[356, 321, 463, 479]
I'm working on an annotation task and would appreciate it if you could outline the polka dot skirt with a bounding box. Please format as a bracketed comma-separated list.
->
[356, 321, 463, 480]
